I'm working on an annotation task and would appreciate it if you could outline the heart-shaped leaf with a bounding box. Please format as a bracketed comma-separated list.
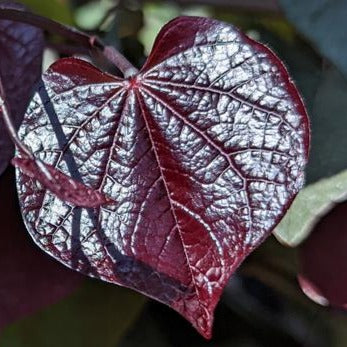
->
[0, 1, 44, 176]
[16, 16, 309, 338]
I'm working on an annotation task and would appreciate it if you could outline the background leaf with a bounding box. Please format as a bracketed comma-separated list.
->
[74, 0, 113, 30]
[279, 0, 347, 79]
[306, 66, 347, 183]
[273, 169, 347, 247]
[0, 279, 146, 347]
[18, 0, 74, 24]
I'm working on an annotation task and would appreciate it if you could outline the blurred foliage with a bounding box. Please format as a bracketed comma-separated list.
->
[75, 0, 114, 30]
[279, 0, 347, 79]
[139, 2, 180, 55]
[1, 0, 347, 346]
[0, 279, 146, 347]
[139, 2, 209, 54]
[307, 66, 347, 182]
[19, 0, 74, 24]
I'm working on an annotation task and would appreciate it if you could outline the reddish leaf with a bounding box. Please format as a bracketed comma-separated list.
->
[12, 157, 111, 208]
[299, 201, 347, 309]
[16, 17, 309, 338]
[0, 1, 44, 176]
[0, 167, 82, 331]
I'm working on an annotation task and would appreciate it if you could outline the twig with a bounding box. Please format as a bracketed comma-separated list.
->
[0, 8, 138, 76]
[103, 45, 138, 77]
[46, 42, 90, 56]
[0, 80, 32, 159]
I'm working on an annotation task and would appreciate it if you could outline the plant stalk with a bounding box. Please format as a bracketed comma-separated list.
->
[0, 81, 33, 159]
[0, 8, 138, 77]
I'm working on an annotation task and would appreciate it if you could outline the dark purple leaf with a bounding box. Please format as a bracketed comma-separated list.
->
[16, 16, 309, 338]
[12, 157, 111, 208]
[0, 167, 82, 331]
[0, 1, 44, 176]
[298, 201, 347, 309]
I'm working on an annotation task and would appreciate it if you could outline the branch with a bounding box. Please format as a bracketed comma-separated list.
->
[12, 157, 111, 207]
[0, 8, 138, 77]
[103, 46, 138, 78]
[0, 81, 32, 158]
[0, 80, 111, 207]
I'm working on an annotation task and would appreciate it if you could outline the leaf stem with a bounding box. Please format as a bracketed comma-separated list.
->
[0, 8, 138, 77]
[103, 45, 138, 77]
[0, 81, 33, 159]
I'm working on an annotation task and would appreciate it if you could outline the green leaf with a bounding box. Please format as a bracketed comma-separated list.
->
[19, 0, 74, 24]
[0, 279, 146, 347]
[279, 0, 347, 79]
[273, 169, 347, 247]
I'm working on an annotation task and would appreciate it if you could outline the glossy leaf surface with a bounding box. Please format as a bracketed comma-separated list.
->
[0, 1, 44, 175]
[16, 16, 309, 338]
[18, 0, 74, 24]
[12, 157, 110, 208]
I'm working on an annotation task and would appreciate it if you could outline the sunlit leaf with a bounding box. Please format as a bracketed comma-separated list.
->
[16, 17, 309, 338]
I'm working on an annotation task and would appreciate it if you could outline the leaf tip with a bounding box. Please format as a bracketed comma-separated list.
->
[297, 274, 329, 306]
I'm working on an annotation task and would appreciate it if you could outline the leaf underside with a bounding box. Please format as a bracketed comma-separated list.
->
[0, 1, 44, 175]
[16, 16, 309, 338]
